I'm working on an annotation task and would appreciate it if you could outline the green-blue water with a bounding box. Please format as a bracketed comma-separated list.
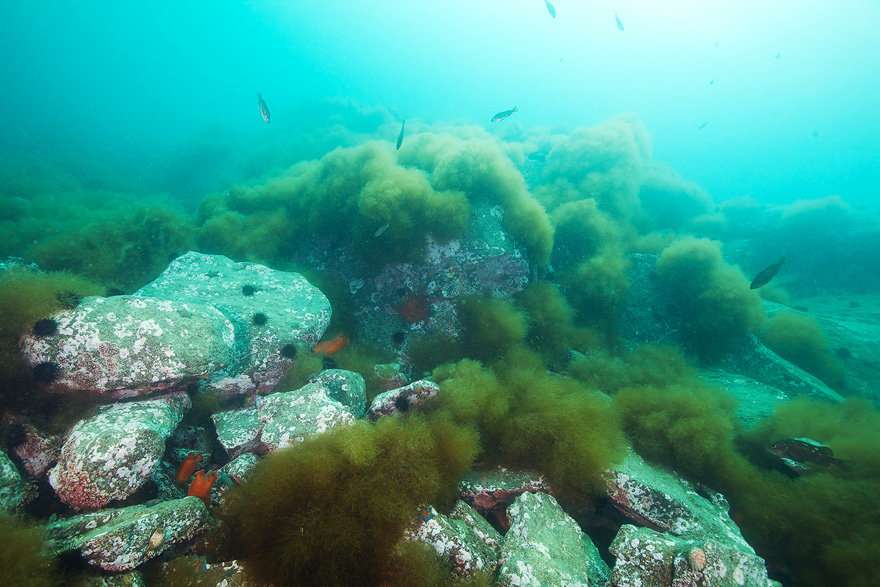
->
[1, 2, 879, 586]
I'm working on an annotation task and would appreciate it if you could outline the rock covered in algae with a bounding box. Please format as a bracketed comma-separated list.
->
[307, 368, 367, 418]
[407, 500, 502, 578]
[150, 556, 256, 587]
[458, 467, 550, 529]
[49, 393, 190, 510]
[20, 295, 235, 398]
[0, 448, 35, 512]
[12, 422, 61, 478]
[74, 571, 146, 587]
[368, 379, 439, 420]
[496, 491, 599, 587]
[45, 495, 208, 572]
[609, 524, 778, 587]
[257, 381, 356, 451]
[212, 406, 261, 457]
[136, 252, 331, 395]
[605, 451, 754, 552]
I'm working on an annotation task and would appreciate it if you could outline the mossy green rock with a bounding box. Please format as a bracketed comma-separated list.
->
[458, 467, 550, 519]
[211, 406, 260, 457]
[49, 393, 190, 510]
[46, 496, 208, 572]
[497, 492, 592, 587]
[609, 524, 777, 587]
[257, 382, 356, 451]
[20, 295, 235, 398]
[137, 252, 331, 394]
[605, 452, 753, 552]
[0, 448, 34, 512]
[307, 368, 367, 418]
[407, 500, 501, 577]
[220, 452, 259, 485]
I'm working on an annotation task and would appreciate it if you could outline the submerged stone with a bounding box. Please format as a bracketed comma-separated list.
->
[136, 252, 331, 395]
[45, 496, 208, 572]
[307, 368, 367, 418]
[211, 406, 261, 457]
[49, 393, 189, 510]
[458, 467, 550, 530]
[220, 452, 259, 485]
[257, 382, 355, 451]
[150, 556, 254, 587]
[20, 296, 235, 399]
[497, 492, 593, 587]
[0, 448, 35, 512]
[609, 524, 777, 587]
[407, 500, 502, 578]
[12, 422, 61, 478]
[368, 379, 439, 420]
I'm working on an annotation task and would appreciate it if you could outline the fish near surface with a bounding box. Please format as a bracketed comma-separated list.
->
[257, 93, 271, 123]
[544, 0, 556, 18]
[491, 106, 518, 122]
[615, 12, 625, 31]
[750, 257, 785, 289]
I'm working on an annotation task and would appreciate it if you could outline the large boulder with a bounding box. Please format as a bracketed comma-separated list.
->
[49, 393, 189, 510]
[407, 500, 502, 578]
[609, 524, 778, 587]
[307, 369, 367, 418]
[368, 379, 439, 420]
[458, 468, 551, 530]
[45, 496, 208, 572]
[136, 252, 331, 395]
[20, 296, 235, 399]
[497, 492, 601, 587]
[0, 448, 34, 512]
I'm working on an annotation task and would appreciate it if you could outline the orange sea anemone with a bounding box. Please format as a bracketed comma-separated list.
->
[187, 470, 218, 505]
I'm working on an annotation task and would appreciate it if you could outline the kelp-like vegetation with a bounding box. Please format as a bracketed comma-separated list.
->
[0, 514, 58, 587]
[760, 312, 845, 389]
[220, 415, 477, 586]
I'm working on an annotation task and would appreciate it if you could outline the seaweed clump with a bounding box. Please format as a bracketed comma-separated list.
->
[655, 237, 763, 361]
[220, 416, 477, 586]
[759, 312, 845, 389]
[0, 514, 58, 587]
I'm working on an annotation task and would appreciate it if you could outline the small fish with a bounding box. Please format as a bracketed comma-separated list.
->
[615, 12, 625, 31]
[257, 93, 271, 124]
[176, 453, 203, 486]
[395, 119, 406, 150]
[491, 106, 518, 123]
[768, 437, 844, 476]
[187, 470, 218, 506]
[775, 51, 782, 59]
[698, 121, 710, 130]
[374, 223, 390, 238]
[313, 334, 350, 356]
[544, 0, 556, 18]
[148, 527, 165, 550]
[750, 257, 785, 289]
[709, 79, 716, 86]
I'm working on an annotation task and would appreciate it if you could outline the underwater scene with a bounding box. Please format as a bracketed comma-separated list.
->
[1, 1, 879, 586]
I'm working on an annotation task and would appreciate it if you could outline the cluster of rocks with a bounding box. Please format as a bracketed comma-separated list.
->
[407, 460, 780, 586]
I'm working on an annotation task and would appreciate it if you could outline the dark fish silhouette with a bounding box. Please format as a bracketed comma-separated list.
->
[768, 437, 844, 476]
[257, 93, 271, 124]
[615, 12, 625, 31]
[491, 106, 518, 122]
[698, 121, 710, 130]
[396, 119, 406, 150]
[750, 257, 785, 289]
[545, 0, 556, 18]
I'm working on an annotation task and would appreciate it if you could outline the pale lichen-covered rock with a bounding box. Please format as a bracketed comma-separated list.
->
[257, 382, 355, 451]
[458, 467, 550, 529]
[609, 524, 777, 587]
[20, 295, 235, 398]
[137, 252, 331, 395]
[584, 533, 612, 587]
[45, 496, 208, 572]
[12, 423, 61, 477]
[212, 406, 261, 457]
[699, 369, 788, 428]
[49, 393, 190, 510]
[605, 452, 753, 552]
[368, 379, 439, 420]
[373, 362, 409, 391]
[307, 368, 367, 418]
[0, 448, 34, 511]
[221, 452, 260, 485]
[497, 492, 592, 587]
[407, 501, 502, 577]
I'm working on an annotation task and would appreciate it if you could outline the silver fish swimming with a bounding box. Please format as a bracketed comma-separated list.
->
[491, 106, 518, 123]
[258, 93, 271, 124]
[396, 119, 406, 150]
[615, 12, 625, 31]
[545, 0, 556, 18]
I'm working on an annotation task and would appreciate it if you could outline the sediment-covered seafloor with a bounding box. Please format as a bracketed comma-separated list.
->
[1, 114, 879, 586]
